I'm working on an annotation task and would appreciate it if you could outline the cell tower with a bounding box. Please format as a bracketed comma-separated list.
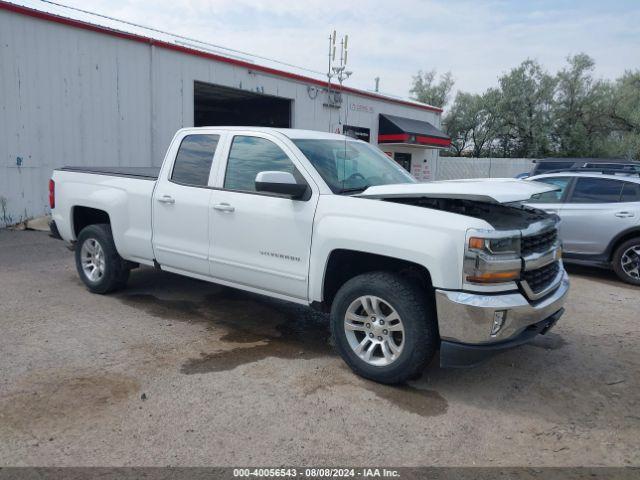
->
[326, 30, 353, 131]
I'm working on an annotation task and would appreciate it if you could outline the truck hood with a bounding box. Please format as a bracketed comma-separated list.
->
[358, 178, 558, 204]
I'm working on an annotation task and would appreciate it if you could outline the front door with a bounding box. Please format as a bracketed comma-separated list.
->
[525, 175, 572, 237]
[152, 133, 220, 276]
[209, 133, 317, 300]
[559, 177, 639, 255]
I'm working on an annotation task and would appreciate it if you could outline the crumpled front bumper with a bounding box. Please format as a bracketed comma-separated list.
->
[434, 270, 570, 367]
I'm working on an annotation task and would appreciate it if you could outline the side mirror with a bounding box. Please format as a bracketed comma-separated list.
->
[255, 171, 308, 200]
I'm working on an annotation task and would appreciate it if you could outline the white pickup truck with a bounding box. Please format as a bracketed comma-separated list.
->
[49, 127, 569, 384]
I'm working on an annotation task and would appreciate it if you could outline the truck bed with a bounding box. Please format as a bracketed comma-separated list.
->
[51, 166, 158, 264]
[58, 166, 160, 180]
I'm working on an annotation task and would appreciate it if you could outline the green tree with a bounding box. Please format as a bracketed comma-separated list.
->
[443, 92, 476, 155]
[553, 53, 612, 157]
[610, 71, 640, 134]
[423, 57, 640, 159]
[443, 89, 501, 157]
[496, 59, 557, 157]
[601, 70, 640, 159]
[410, 70, 455, 108]
[470, 88, 501, 157]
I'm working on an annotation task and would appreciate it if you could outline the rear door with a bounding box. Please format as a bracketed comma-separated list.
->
[208, 132, 318, 300]
[559, 177, 639, 255]
[152, 132, 221, 276]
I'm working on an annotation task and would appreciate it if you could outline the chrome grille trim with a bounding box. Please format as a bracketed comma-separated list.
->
[520, 261, 563, 300]
[519, 223, 562, 301]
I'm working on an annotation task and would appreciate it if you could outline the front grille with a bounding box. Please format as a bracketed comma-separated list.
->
[522, 261, 560, 294]
[522, 229, 558, 256]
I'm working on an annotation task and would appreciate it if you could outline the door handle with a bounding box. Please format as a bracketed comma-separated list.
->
[543, 208, 558, 214]
[213, 203, 235, 212]
[615, 211, 635, 218]
[157, 195, 175, 205]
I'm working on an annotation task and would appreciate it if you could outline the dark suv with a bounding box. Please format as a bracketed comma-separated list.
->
[524, 158, 640, 177]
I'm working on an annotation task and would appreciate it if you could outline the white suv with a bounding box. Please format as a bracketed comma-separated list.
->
[527, 171, 640, 284]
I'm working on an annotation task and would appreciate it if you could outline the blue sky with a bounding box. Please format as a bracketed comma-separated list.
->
[55, 0, 640, 101]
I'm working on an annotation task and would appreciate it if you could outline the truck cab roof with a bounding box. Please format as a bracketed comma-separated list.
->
[176, 126, 355, 141]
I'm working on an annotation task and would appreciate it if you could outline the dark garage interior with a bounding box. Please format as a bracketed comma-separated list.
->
[194, 81, 292, 128]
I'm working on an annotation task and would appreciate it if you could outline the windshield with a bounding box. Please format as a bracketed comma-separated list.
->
[292, 139, 416, 194]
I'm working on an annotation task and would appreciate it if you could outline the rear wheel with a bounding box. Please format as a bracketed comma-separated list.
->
[330, 271, 438, 384]
[612, 237, 640, 286]
[75, 224, 130, 294]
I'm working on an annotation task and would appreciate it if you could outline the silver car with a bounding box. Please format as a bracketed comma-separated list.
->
[526, 172, 640, 285]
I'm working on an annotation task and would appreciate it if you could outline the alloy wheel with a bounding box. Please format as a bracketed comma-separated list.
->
[343, 295, 405, 367]
[621, 244, 640, 280]
[80, 238, 106, 282]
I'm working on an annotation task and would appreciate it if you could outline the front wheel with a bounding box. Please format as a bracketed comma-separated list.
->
[612, 237, 640, 285]
[75, 224, 130, 294]
[330, 271, 438, 384]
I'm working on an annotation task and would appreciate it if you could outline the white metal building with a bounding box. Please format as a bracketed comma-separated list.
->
[0, 0, 450, 227]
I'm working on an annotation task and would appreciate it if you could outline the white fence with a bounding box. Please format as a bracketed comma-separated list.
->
[430, 157, 535, 181]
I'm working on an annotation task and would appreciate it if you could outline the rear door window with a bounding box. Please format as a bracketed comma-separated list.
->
[171, 134, 220, 187]
[621, 181, 640, 202]
[568, 177, 624, 203]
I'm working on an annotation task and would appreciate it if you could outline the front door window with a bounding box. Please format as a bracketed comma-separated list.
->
[223, 136, 301, 192]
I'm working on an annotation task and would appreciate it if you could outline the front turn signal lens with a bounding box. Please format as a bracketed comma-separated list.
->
[466, 270, 520, 284]
[468, 237, 485, 250]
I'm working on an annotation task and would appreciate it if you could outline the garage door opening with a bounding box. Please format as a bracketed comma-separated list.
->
[194, 81, 292, 128]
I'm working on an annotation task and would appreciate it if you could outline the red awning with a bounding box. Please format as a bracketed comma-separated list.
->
[378, 114, 451, 148]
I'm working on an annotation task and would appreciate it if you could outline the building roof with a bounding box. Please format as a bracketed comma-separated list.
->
[0, 0, 443, 114]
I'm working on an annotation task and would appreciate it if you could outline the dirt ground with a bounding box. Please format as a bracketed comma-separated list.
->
[0, 229, 638, 467]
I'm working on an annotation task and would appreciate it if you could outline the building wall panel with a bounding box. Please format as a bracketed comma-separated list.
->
[0, 7, 446, 227]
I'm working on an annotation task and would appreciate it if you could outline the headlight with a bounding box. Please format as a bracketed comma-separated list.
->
[468, 236, 521, 255]
[465, 232, 522, 284]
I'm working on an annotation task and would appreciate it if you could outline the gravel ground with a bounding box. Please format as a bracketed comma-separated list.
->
[0, 229, 638, 467]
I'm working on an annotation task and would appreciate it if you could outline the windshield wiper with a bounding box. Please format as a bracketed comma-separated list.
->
[338, 186, 370, 194]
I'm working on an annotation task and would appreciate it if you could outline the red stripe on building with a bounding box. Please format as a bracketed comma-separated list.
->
[0, 1, 443, 114]
[416, 135, 451, 146]
[378, 133, 451, 147]
[378, 134, 410, 142]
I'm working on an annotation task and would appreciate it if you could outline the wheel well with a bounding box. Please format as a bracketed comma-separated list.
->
[321, 249, 433, 309]
[73, 206, 110, 237]
[608, 229, 640, 260]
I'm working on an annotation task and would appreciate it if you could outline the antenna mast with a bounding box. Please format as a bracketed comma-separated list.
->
[326, 31, 352, 131]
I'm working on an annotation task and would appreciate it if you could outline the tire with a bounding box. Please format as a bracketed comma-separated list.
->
[330, 271, 438, 384]
[612, 237, 640, 286]
[75, 224, 130, 294]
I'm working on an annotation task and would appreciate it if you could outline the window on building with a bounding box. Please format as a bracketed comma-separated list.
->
[171, 134, 219, 186]
[224, 136, 300, 192]
[568, 177, 624, 203]
[528, 177, 571, 203]
[393, 152, 412, 172]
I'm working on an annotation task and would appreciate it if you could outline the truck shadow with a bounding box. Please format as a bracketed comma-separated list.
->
[116, 266, 632, 425]
[117, 267, 448, 417]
